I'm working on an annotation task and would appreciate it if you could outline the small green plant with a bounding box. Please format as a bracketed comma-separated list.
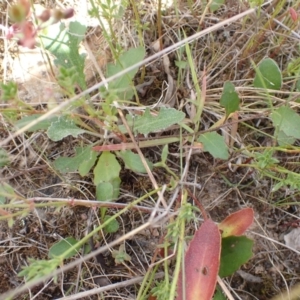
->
[2, 1, 300, 299]
[112, 244, 131, 265]
[40, 21, 87, 92]
[18, 257, 61, 282]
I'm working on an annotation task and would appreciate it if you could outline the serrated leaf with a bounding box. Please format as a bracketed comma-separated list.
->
[0, 148, 10, 167]
[270, 106, 300, 139]
[14, 114, 59, 132]
[0, 183, 15, 204]
[47, 117, 85, 141]
[94, 152, 121, 184]
[40, 21, 87, 90]
[177, 219, 221, 300]
[117, 150, 153, 173]
[253, 58, 282, 90]
[48, 237, 80, 259]
[219, 236, 253, 277]
[53, 146, 95, 173]
[220, 81, 240, 117]
[107, 46, 145, 100]
[198, 132, 229, 160]
[96, 178, 120, 201]
[218, 208, 254, 237]
[132, 108, 185, 135]
[103, 215, 119, 233]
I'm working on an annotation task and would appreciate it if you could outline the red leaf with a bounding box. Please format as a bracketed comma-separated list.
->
[177, 219, 221, 300]
[218, 208, 254, 237]
[289, 8, 298, 22]
[18, 21, 37, 49]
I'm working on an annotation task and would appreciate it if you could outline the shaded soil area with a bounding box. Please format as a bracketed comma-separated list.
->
[1, 0, 300, 299]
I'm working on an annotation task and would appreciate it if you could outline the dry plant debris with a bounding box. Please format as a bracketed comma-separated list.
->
[1, 0, 300, 299]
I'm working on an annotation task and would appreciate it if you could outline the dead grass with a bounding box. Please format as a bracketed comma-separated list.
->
[1, 0, 300, 299]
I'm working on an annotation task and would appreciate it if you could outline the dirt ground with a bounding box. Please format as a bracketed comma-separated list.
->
[1, 0, 300, 299]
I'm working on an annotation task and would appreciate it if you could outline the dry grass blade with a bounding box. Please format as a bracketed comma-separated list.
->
[2, 0, 300, 299]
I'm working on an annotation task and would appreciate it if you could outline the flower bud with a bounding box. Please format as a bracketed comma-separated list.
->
[51, 8, 64, 22]
[62, 8, 74, 19]
[38, 9, 51, 22]
[9, 3, 27, 23]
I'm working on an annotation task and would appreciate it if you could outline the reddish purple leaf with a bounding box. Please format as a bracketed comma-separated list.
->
[289, 7, 298, 22]
[177, 219, 221, 300]
[218, 208, 254, 237]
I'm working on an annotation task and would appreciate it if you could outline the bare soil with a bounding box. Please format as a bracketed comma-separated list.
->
[1, 0, 300, 299]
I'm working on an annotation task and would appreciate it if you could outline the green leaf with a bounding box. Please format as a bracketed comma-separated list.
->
[219, 236, 253, 277]
[112, 244, 131, 264]
[96, 178, 120, 201]
[127, 108, 185, 135]
[0, 183, 15, 204]
[14, 114, 59, 132]
[161, 144, 169, 164]
[220, 81, 240, 117]
[96, 182, 113, 201]
[18, 258, 61, 281]
[270, 106, 300, 139]
[83, 243, 91, 255]
[0, 81, 18, 101]
[103, 215, 119, 233]
[94, 152, 121, 184]
[107, 46, 145, 100]
[296, 79, 300, 92]
[253, 58, 282, 90]
[117, 150, 153, 173]
[213, 287, 227, 300]
[210, 0, 225, 12]
[47, 117, 85, 141]
[48, 237, 80, 259]
[277, 130, 296, 146]
[53, 156, 78, 173]
[78, 147, 98, 176]
[175, 60, 187, 69]
[40, 21, 87, 90]
[198, 132, 229, 160]
[53, 146, 96, 173]
[0, 148, 10, 167]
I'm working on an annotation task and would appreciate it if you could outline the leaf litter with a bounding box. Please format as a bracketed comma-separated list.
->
[1, 1, 300, 299]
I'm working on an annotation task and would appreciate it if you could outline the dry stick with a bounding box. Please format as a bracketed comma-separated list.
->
[186, 188, 208, 220]
[0, 5, 271, 299]
[56, 272, 165, 300]
[271, 282, 300, 300]
[0, 4, 267, 149]
[217, 276, 235, 300]
[20, 197, 167, 213]
[116, 106, 168, 208]
[0, 185, 175, 300]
